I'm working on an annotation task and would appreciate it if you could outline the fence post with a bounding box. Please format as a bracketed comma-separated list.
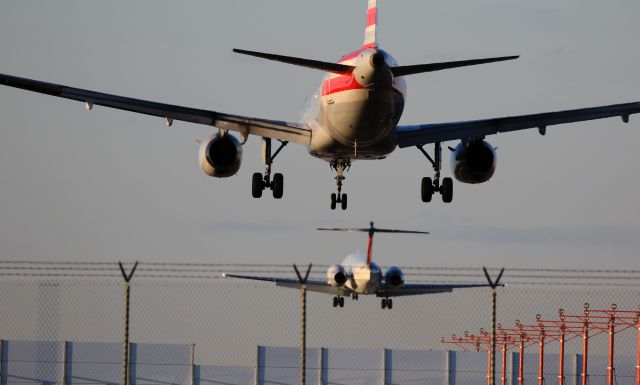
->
[294, 264, 312, 385]
[191, 344, 196, 385]
[447, 350, 456, 385]
[574, 354, 580, 385]
[0, 340, 5, 385]
[383, 348, 391, 385]
[119, 262, 138, 385]
[63, 341, 72, 385]
[511, 352, 518, 385]
[256, 346, 265, 385]
[319, 348, 327, 385]
[483, 267, 505, 385]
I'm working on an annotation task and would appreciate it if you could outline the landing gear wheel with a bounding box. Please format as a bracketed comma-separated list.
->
[333, 296, 338, 307]
[441, 177, 453, 203]
[252, 173, 263, 198]
[272, 173, 284, 199]
[421, 177, 433, 202]
[381, 299, 387, 309]
[339, 297, 344, 307]
[417, 142, 454, 204]
[330, 193, 337, 210]
[387, 299, 393, 309]
[341, 194, 348, 210]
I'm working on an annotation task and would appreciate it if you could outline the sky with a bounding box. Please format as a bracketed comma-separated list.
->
[0, 0, 639, 269]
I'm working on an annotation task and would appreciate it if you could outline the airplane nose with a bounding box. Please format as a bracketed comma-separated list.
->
[370, 52, 385, 68]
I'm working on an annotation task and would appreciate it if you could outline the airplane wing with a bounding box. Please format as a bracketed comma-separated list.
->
[377, 283, 498, 298]
[0, 73, 311, 145]
[222, 273, 351, 296]
[395, 102, 640, 147]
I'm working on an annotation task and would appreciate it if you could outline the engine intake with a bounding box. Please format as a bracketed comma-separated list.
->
[385, 266, 404, 287]
[450, 140, 496, 184]
[327, 264, 347, 287]
[198, 133, 243, 178]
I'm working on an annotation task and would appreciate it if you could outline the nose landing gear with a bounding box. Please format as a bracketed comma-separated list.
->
[330, 159, 350, 210]
[332, 296, 345, 308]
[417, 142, 453, 203]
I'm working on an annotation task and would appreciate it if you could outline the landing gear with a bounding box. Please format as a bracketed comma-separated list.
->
[332, 296, 345, 308]
[251, 138, 288, 199]
[381, 298, 393, 310]
[330, 159, 350, 210]
[417, 142, 453, 203]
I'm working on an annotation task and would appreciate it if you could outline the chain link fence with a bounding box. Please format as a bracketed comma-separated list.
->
[1, 262, 639, 385]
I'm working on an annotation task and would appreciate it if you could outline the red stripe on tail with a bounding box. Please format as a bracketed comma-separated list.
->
[366, 7, 377, 27]
[366, 234, 373, 266]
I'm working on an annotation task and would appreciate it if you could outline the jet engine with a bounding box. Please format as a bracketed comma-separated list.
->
[450, 140, 496, 184]
[384, 266, 404, 287]
[327, 264, 347, 287]
[198, 133, 243, 178]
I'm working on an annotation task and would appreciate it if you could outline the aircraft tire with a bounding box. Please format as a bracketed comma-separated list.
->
[331, 193, 337, 210]
[387, 299, 393, 310]
[339, 297, 344, 307]
[252, 173, 263, 198]
[272, 173, 284, 199]
[421, 177, 433, 202]
[441, 177, 453, 203]
[341, 194, 348, 210]
[381, 299, 386, 309]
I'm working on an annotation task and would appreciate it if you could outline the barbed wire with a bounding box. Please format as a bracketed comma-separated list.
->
[1, 260, 640, 275]
[1, 261, 639, 287]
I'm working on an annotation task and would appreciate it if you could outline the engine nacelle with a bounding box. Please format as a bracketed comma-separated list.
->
[384, 266, 404, 287]
[198, 133, 243, 178]
[450, 140, 497, 184]
[327, 264, 347, 287]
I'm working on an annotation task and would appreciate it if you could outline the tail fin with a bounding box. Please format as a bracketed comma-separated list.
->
[363, 0, 378, 49]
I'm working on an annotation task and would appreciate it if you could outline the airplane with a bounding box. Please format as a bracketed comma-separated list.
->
[0, 1, 639, 210]
[222, 222, 498, 309]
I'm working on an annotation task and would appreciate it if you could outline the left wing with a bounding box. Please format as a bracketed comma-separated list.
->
[222, 273, 351, 296]
[395, 102, 640, 147]
[377, 283, 497, 298]
[0, 73, 311, 145]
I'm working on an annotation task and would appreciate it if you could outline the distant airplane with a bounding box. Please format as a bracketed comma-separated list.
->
[0, 1, 638, 210]
[223, 222, 496, 309]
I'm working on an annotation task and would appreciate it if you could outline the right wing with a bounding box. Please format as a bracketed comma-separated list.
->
[396, 102, 640, 147]
[222, 273, 351, 296]
[377, 283, 499, 298]
[0, 73, 311, 145]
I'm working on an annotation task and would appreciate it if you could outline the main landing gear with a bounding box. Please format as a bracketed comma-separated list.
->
[381, 298, 393, 310]
[330, 159, 350, 210]
[252, 138, 288, 199]
[332, 296, 345, 308]
[417, 142, 453, 203]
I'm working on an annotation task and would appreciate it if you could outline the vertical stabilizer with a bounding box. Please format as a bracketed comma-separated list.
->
[363, 0, 378, 49]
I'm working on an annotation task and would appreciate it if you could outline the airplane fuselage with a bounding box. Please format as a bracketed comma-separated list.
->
[305, 49, 407, 161]
[343, 259, 383, 295]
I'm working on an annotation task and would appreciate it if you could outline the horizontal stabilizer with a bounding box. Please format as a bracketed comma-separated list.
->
[233, 49, 355, 74]
[391, 55, 519, 77]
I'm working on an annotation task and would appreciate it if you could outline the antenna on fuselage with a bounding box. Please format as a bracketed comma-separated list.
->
[317, 222, 429, 266]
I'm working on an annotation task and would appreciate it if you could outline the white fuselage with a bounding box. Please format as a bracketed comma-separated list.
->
[341, 253, 383, 294]
[301, 48, 407, 161]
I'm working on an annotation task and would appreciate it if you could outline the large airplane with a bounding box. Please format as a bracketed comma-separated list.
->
[0, 1, 638, 210]
[223, 222, 497, 310]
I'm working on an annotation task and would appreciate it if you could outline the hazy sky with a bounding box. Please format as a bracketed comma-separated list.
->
[0, 0, 638, 269]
